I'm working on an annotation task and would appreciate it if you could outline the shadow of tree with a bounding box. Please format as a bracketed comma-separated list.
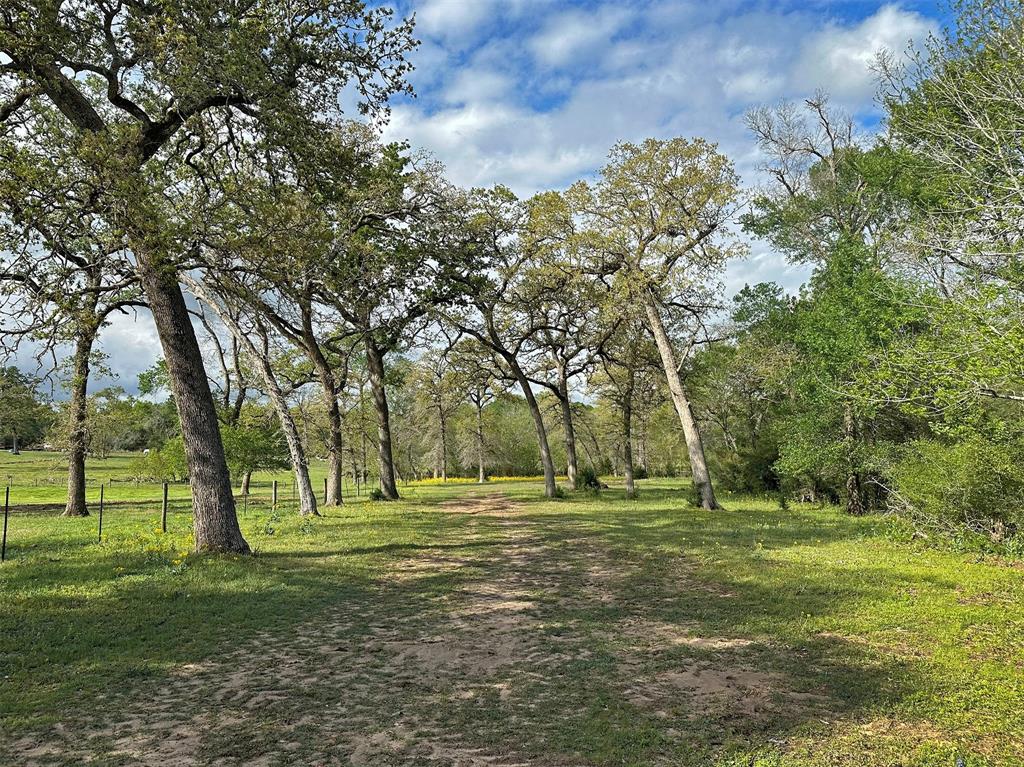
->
[0, 485, 1012, 766]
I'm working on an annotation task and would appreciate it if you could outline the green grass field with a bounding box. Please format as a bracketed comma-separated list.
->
[0, 451, 368, 510]
[1, 457, 1021, 766]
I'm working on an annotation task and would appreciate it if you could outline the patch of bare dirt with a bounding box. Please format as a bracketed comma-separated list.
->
[4, 493, 573, 767]
[625, 662, 829, 722]
[615, 617, 756, 651]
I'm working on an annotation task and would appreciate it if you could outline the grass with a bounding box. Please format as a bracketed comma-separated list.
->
[0, 450, 369, 508]
[0, 469, 1021, 766]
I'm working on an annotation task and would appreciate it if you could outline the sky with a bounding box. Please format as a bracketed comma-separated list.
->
[93, 0, 946, 392]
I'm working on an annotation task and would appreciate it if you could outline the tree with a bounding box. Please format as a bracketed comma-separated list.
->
[571, 138, 744, 509]
[410, 346, 463, 482]
[591, 313, 660, 499]
[520, 191, 613, 490]
[449, 339, 499, 483]
[880, 0, 1024, 290]
[221, 409, 290, 496]
[0, 0, 414, 552]
[323, 153, 462, 500]
[743, 98, 911, 514]
[684, 284, 794, 494]
[0, 137, 143, 515]
[0, 367, 50, 452]
[444, 187, 560, 498]
[183, 283, 321, 517]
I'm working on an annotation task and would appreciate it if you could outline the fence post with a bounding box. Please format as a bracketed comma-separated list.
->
[161, 482, 168, 533]
[97, 484, 104, 543]
[1, 486, 8, 562]
[272, 480, 278, 509]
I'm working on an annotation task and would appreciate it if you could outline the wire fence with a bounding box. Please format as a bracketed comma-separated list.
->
[0, 475, 370, 563]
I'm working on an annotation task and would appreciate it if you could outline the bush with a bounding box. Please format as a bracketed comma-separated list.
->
[126, 442, 186, 482]
[578, 467, 602, 491]
[368, 488, 386, 501]
[890, 437, 1024, 541]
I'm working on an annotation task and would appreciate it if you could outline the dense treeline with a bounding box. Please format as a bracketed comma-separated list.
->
[1, 0, 1022, 552]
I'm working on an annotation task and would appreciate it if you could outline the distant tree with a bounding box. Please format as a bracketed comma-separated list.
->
[591, 313, 660, 499]
[449, 339, 500, 483]
[0, 367, 50, 452]
[410, 346, 463, 482]
[571, 138, 744, 509]
[221, 409, 290, 496]
[444, 187, 561, 498]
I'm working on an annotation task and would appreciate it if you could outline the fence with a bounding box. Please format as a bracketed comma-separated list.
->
[0, 475, 367, 563]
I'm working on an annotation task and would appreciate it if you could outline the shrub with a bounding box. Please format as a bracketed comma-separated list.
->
[577, 467, 602, 492]
[368, 488, 386, 501]
[890, 437, 1024, 541]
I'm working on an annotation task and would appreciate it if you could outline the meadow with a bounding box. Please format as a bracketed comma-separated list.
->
[1, 457, 1021, 766]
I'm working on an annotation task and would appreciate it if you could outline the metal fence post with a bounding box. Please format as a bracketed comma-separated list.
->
[98, 484, 104, 543]
[1, 486, 9, 562]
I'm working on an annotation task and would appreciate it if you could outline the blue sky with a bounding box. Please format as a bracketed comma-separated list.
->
[374, 0, 942, 295]
[96, 0, 946, 391]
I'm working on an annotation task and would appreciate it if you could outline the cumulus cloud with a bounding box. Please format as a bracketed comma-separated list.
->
[413, 0, 494, 47]
[793, 4, 934, 105]
[388, 1, 937, 198]
[529, 6, 631, 68]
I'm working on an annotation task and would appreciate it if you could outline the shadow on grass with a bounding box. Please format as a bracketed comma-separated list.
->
[0, 484, 993, 766]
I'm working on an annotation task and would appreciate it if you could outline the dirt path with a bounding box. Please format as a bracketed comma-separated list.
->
[8, 491, 842, 766]
[8, 493, 586, 766]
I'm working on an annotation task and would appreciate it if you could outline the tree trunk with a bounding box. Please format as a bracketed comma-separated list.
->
[476, 403, 486, 483]
[622, 376, 636, 501]
[10, 433, 19, 455]
[643, 294, 718, 510]
[843, 403, 865, 516]
[261, 368, 319, 517]
[508, 358, 557, 498]
[438, 404, 448, 482]
[243, 349, 318, 517]
[302, 309, 343, 506]
[314, 362, 344, 506]
[136, 258, 248, 553]
[557, 371, 579, 490]
[63, 327, 96, 517]
[365, 338, 399, 500]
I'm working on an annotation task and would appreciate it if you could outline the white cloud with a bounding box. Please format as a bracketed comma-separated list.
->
[529, 6, 631, 68]
[390, 3, 937, 196]
[414, 0, 493, 46]
[442, 67, 515, 105]
[793, 5, 934, 105]
[96, 311, 163, 392]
